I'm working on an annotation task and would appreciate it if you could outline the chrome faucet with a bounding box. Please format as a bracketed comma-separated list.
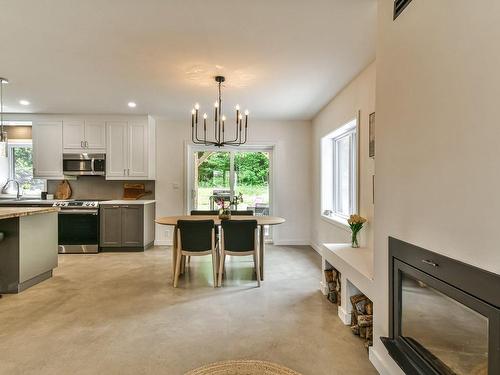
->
[2, 179, 22, 200]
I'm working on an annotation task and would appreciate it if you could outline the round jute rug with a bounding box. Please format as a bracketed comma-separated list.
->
[184, 360, 303, 375]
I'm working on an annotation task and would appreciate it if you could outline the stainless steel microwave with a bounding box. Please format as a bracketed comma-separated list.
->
[63, 153, 106, 176]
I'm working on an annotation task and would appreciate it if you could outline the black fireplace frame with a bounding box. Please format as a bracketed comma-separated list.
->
[382, 237, 500, 375]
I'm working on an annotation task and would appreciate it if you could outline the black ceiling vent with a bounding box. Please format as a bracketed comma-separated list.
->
[394, 0, 413, 20]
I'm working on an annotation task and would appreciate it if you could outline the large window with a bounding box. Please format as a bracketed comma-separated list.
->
[321, 119, 357, 222]
[8, 141, 45, 196]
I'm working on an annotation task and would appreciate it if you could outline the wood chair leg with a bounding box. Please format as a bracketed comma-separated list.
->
[180, 255, 186, 274]
[254, 250, 261, 287]
[218, 249, 224, 287]
[252, 253, 257, 276]
[174, 250, 182, 288]
[211, 250, 217, 288]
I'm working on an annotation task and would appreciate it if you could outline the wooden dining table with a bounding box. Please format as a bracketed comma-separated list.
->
[155, 215, 285, 281]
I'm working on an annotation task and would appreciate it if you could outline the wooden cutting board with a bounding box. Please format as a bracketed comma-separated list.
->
[123, 183, 150, 200]
[54, 180, 72, 200]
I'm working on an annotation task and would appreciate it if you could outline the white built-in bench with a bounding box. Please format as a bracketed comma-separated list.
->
[319, 243, 374, 324]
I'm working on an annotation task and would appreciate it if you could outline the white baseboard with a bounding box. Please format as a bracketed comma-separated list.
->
[273, 239, 310, 246]
[338, 305, 351, 325]
[369, 346, 405, 375]
[154, 240, 171, 246]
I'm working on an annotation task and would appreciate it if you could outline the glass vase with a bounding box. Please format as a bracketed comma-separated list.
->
[219, 208, 231, 220]
[351, 231, 360, 248]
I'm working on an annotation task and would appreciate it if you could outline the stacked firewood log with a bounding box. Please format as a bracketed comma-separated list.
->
[350, 294, 373, 348]
[324, 268, 341, 305]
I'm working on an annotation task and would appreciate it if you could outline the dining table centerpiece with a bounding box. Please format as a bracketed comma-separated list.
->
[347, 214, 367, 248]
[216, 198, 231, 220]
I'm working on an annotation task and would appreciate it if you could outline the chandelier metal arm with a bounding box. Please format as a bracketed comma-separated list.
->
[190, 75, 248, 147]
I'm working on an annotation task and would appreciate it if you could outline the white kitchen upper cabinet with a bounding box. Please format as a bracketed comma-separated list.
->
[105, 119, 155, 180]
[84, 121, 106, 149]
[128, 123, 148, 177]
[63, 120, 106, 150]
[33, 121, 63, 178]
[106, 122, 128, 178]
[63, 121, 85, 149]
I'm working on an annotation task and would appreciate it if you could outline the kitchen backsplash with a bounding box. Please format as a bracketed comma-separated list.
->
[47, 177, 155, 200]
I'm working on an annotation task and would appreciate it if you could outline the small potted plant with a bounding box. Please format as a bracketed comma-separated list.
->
[217, 198, 231, 220]
[347, 214, 366, 248]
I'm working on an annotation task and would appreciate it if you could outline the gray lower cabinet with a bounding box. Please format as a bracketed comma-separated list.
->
[121, 206, 143, 246]
[100, 203, 154, 250]
[100, 205, 122, 247]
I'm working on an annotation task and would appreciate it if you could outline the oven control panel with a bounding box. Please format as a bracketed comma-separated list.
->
[53, 201, 100, 208]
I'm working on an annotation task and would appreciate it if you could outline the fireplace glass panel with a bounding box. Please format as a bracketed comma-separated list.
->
[401, 273, 488, 375]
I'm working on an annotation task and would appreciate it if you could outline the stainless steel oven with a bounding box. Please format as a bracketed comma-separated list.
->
[63, 153, 105, 176]
[54, 201, 100, 253]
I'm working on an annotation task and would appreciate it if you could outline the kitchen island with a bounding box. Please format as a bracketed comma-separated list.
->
[0, 207, 59, 293]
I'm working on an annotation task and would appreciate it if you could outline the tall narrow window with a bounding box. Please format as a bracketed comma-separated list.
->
[321, 119, 357, 222]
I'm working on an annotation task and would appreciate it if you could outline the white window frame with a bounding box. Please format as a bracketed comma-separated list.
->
[321, 118, 358, 226]
[7, 140, 46, 196]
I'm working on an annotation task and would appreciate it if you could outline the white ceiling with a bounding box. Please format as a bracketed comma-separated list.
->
[0, 0, 376, 120]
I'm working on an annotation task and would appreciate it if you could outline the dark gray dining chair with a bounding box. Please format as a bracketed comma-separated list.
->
[174, 220, 217, 288]
[230, 210, 254, 216]
[218, 219, 260, 287]
[190, 210, 219, 215]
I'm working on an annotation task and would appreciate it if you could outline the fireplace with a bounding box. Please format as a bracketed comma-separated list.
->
[382, 237, 500, 375]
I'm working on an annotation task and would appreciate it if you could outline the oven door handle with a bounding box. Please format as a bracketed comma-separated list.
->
[59, 209, 99, 215]
[91, 158, 95, 173]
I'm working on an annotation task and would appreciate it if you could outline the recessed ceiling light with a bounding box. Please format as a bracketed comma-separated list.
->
[128, 102, 137, 108]
[19, 100, 30, 106]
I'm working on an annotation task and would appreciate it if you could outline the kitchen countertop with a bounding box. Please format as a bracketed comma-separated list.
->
[0, 199, 70, 205]
[0, 207, 60, 220]
[100, 200, 156, 205]
[0, 199, 156, 206]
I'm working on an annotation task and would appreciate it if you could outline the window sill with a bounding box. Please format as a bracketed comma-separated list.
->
[320, 214, 350, 232]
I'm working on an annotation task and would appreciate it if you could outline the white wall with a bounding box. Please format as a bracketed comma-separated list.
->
[372, 1, 500, 373]
[311, 62, 376, 249]
[154, 119, 312, 246]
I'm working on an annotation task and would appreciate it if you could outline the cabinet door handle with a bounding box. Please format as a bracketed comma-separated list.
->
[80, 141, 84, 148]
[127, 168, 130, 176]
[422, 259, 439, 267]
[112, 205, 120, 208]
[123, 168, 126, 176]
[85, 141, 89, 148]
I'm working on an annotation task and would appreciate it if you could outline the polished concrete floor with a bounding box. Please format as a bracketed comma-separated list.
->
[0, 245, 377, 375]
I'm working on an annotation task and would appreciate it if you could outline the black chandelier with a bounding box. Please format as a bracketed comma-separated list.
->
[191, 76, 249, 147]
